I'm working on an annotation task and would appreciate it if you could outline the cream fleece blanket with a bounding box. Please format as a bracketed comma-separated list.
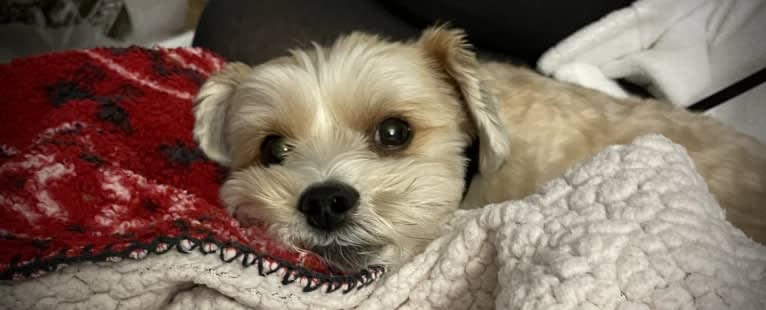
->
[2, 134, 765, 310]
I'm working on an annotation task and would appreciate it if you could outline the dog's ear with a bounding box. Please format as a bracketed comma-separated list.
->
[417, 26, 511, 174]
[193, 62, 252, 166]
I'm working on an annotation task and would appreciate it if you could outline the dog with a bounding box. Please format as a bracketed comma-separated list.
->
[192, 26, 766, 272]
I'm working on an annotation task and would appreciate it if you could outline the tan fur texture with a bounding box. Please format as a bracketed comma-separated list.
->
[193, 26, 766, 271]
[463, 61, 766, 243]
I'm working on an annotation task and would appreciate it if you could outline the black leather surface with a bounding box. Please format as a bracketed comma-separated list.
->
[192, 0, 420, 65]
[193, 0, 633, 65]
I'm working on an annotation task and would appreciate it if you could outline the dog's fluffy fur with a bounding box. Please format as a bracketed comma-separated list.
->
[193, 26, 766, 271]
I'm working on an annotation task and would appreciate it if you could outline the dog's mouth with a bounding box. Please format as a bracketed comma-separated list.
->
[307, 242, 380, 272]
[292, 229, 386, 272]
[287, 218, 395, 272]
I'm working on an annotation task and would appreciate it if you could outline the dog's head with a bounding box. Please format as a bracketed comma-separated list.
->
[193, 26, 509, 271]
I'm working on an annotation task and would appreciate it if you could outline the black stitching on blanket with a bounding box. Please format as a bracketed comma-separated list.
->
[265, 263, 281, 275]
[342, 280, 357, 294]
[0, 221, 386, 295]
[281, 268, 297, 285]
[303, 277, 321, 293]
[325, 281, 341, 294]
[199, 239, 219, 255]
[219, 246, 242, 263]
[256, 255, 265, 276]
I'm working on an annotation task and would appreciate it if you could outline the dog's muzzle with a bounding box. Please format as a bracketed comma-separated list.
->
[298, 181, 359, 231]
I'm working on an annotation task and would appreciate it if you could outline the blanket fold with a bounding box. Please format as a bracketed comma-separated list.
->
[538, 0, 766, 106]
[2, 47, 765, 310]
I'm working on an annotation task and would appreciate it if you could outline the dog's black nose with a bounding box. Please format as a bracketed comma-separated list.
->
[298, 181, 359, 231]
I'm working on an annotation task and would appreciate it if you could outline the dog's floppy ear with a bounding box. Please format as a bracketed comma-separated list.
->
[193, 62, 252, 166]
[417, 26, 511, 174]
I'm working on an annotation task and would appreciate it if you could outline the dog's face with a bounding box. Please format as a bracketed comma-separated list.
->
[193, 27, 509, 271]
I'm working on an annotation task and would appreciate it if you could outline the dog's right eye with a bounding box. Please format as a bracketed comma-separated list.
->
[260, 135, 291, 165]
[374, 117, 412, 150]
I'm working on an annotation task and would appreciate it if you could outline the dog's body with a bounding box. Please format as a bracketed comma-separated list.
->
[193, 27, 766, 272]
[464, 62, 766, 241]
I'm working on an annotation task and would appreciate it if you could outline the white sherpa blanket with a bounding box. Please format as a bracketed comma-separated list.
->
[537, 0, 766, 106]
[2, 134, 765, 310]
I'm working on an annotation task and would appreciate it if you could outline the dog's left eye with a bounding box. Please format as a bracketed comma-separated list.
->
[261, 135, 291, 165]
[374, 117, 412, 150]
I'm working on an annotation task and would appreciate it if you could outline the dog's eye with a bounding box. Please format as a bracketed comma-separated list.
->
[261, 135, 291, 165]
[374, 118, 412, 150]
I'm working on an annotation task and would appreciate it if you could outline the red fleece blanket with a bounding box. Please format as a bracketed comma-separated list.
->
[0, 47, 370, 286]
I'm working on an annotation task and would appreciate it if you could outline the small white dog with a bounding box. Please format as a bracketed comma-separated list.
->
[193, 26, 766, 271]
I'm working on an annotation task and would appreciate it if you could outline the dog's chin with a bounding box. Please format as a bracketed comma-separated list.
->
[308, 243, 381, 272]
[286, 226, 394, 272]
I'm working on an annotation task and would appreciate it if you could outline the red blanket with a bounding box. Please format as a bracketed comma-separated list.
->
[0, 47, 371, 286]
